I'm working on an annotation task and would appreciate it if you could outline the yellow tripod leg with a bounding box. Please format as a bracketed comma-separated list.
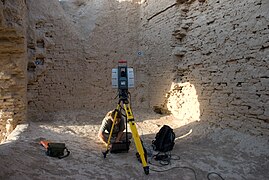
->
[123, 103, 149, 175]
[103, 104, 121, 158]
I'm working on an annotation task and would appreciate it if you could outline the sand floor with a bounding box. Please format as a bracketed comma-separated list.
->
[0, 111, 268, 180]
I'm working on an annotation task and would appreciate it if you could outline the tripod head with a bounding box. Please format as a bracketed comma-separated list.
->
[119, 89, 129, 101]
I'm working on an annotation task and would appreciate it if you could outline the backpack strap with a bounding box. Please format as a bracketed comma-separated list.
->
[58, 148, 70, 159]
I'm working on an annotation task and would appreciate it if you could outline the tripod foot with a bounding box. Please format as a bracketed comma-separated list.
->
[143, 166, 149, 175]
[102, 150, 109, 158]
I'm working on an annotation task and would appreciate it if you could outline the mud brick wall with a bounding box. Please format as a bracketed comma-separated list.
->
[1, 0, 267, 139]
[0, 0, 27, 142]
[139, 0, 180, 109]
[26, 0, 143, 121]
[26, 0, 269, 136]
[169, 0, 268, 135]
[26, 0, 91, 121]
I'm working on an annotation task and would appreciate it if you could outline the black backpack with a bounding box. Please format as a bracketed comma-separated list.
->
[152, 125, 175, 152]
[46, 143, 70, 159]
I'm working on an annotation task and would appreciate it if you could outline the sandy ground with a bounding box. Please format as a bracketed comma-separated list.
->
[0, 111, 268, 180]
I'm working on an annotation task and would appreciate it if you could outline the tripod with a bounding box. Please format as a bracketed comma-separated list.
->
[102, 89, 149, 175]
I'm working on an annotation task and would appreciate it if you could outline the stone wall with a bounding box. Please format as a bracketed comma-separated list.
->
[0, 0, 27, 142]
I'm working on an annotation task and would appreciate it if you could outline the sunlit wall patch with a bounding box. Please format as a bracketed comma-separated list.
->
[166, 82, 200, 122]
